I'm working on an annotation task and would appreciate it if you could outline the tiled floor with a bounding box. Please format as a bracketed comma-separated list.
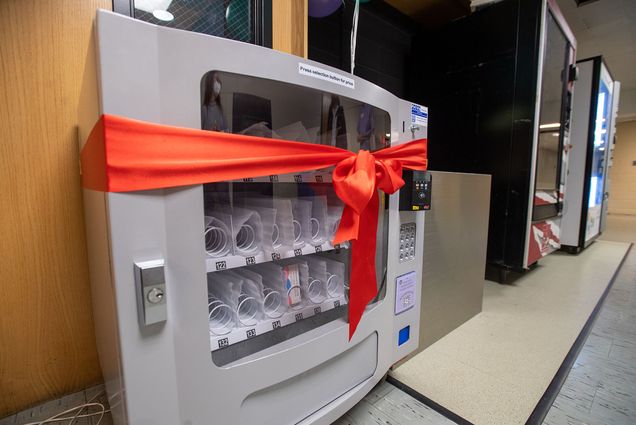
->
[543, 235, 636, 424]
[332, 381, 456, 425]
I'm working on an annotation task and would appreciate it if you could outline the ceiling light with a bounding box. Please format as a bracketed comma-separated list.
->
[153, 9, 174, 21]
[135, 0, 173, 13]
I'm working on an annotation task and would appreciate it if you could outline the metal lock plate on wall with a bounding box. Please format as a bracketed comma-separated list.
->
[134, 259, 167, 326]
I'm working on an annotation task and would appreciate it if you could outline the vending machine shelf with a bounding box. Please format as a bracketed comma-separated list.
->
[233, 168, 334, 184]
[210, 295, 348, 352]
[206, 241, 349, 272]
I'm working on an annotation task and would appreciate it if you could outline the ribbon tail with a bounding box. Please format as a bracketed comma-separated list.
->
[348, 191, 380, 339]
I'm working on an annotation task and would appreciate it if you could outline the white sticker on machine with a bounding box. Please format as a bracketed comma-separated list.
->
[395, 271, 417, 315]
[298, 63, 355, 89]
[411, 104, 428, 126]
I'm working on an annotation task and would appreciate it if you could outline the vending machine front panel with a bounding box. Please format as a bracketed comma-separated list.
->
[79, 10, 426, 425]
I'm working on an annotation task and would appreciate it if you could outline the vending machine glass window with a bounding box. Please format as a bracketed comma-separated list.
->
[200, 71, 392, 366]
[127, 0, 259, 43]
[534, 12, 570, 220]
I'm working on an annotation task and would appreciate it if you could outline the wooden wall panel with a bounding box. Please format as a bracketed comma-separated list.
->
[273, 0, 308, 58]
[0, 0, 111, 417]
[609, 121, 636, 215]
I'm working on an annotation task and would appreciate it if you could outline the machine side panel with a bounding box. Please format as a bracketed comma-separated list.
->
[561, 60, 593, 247]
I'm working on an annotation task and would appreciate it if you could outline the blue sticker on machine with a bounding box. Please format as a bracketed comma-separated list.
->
[398, 326, 410, 346]
[411, 104, 428, 126]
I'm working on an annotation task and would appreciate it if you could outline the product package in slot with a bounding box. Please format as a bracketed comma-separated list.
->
[255, 262, 304, 309]
[244, 197, 295, 254]
[204, 211, 234, 258]
[207, 271, 264, 328]
[234, 268, 285, 319]
[300, 196, 330, 245]
[319, 257, 346, 299]
[206, 273, 237, 335]
[278, 258, 321, 306]
[241, 205, 277, 256]
[290, 198, 313, 248]
[303, 257, 330, 304]
[326, 205, 344, 243]
[219, 206, 265, 257]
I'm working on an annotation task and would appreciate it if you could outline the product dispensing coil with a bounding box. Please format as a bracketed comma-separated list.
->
[399, 170, 431, 211]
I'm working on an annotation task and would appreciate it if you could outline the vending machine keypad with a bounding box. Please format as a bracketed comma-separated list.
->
[399, 223, 416, 263]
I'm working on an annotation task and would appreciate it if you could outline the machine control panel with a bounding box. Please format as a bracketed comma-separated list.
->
[399, 222, 416, 263]
[399, 170, 431, 211]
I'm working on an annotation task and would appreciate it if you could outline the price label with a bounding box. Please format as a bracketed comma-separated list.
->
[215, 261, 227, 271]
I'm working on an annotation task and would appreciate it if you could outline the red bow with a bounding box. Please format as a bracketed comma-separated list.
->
[81, 114, 427, 338]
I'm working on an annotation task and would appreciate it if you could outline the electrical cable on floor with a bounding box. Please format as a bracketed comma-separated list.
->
[21, 388, 111, 425]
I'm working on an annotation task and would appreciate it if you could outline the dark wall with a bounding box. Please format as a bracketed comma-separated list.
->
[308, 0, 416, 98]
[407, 0, 544, 271]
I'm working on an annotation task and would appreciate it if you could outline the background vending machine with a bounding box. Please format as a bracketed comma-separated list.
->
[78, 10, 427, 425]
[562, 57, 620, 252]
[407, 0, 577, 282]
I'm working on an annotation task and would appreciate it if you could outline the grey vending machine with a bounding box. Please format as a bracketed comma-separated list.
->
[78, 10, 427, 425]
[561, 56, 620, 252]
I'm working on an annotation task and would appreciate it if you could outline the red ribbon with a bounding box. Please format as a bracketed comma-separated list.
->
[81, 114, 427, 338]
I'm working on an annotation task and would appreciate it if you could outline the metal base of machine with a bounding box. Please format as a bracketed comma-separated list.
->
[485, 262, 538, 284]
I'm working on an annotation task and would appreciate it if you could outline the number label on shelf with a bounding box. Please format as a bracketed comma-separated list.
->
[245, 256, 256, 265]
[295, 313, 304, 321]
[218, 338, 229, 348]
[215, 261, 227, 271]
[246, 329, 257, 339]
[269, 175, 279, 182]
[314, 307, 321, 315]
[294, 249, 303, 257]
[315, 175, 323, 183]
[334, 300, 341, 308]
[271, 252, 281, 261]
[272, 320, 281, 330]
[294, 174, 303, 183]
[243, 177, 254, 182]
[314, 245, 322, 253]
